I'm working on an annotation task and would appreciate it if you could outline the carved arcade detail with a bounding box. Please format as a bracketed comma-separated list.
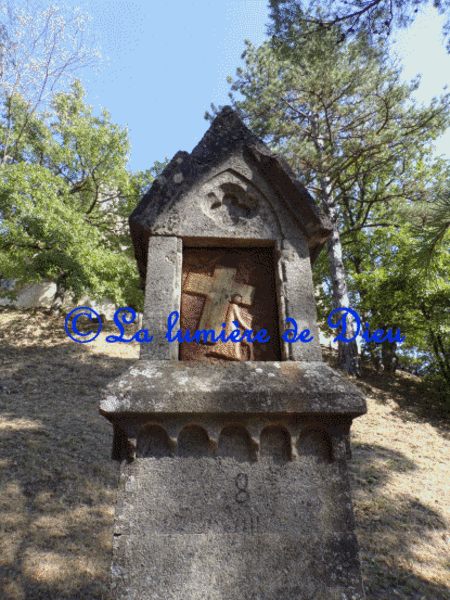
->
[134, 422, 339, 463]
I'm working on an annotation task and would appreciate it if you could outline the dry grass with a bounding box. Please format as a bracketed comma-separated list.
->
[1, 308, 449, 600]
[0, 308, 140, 599]
[349, 370, 450, 600]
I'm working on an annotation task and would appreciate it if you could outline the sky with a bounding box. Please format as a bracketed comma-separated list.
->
[64, 1, 450, 173]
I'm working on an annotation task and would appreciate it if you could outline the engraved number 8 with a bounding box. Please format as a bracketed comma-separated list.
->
[235, 473, 250, 503]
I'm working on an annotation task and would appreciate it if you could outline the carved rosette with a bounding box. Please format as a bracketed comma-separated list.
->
[201, 170, 263, 229]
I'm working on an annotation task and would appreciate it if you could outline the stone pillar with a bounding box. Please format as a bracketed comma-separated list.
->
[101, 362, 366, 600]
[140, 236, 182, 361]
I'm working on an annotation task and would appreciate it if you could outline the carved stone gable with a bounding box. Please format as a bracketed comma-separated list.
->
[202, 170, 262, 228]
[129, 108, 333, 289]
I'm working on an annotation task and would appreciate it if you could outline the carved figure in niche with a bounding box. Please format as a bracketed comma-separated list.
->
[184, 266, 255, 337]
[180, 248, 281, 361]
[207, 293, 254, 361]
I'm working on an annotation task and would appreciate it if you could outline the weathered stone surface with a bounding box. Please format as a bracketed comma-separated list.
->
[140, 236, 182, 360]
[100, 360, 366, 418]
[111, 439, 365, 600]
[276, 238, 323, 361]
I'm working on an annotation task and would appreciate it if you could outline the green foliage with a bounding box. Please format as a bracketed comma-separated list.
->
[208, 14, 450, 388]
[314, 188, 450, 384]
[0, 0, 102, 166]
[0, 81, 166, 311]
[208, 29, 449, 208]
[267, 0, 450, 52]
[357, 218, 448, 367]
[410, 174, 450, 271]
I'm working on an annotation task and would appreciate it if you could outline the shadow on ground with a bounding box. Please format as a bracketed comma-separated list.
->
[349, 441, 450, 600]
[358, 367, 450, 436]
[0, 332, 134, 600]
[322, 347, 450, 438]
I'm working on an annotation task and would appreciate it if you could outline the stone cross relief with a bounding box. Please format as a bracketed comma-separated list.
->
[184, 266, 256, 361]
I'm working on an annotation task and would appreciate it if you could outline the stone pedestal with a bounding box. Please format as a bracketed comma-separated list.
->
[101, 106, 367, 599]
[101, 361, 366, 600]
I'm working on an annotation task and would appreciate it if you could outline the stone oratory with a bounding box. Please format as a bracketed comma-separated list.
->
[100, 107, 367, 600]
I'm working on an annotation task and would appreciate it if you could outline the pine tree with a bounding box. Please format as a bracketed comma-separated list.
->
[207, 22, 450, 375]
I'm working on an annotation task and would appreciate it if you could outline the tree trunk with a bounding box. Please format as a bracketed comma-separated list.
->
[421, 304, 450, 386]
[367, 339, 384, 371]
[324, 199, 361, 376]
[381, 319, 398, 373]
[362, 312, 383, 371]
[311, 114, 360, 376]
[49, 274, 67, 316]
[381, 339, 397, 373]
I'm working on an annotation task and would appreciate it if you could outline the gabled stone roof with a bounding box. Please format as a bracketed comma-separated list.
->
[129, 107, 332, 287]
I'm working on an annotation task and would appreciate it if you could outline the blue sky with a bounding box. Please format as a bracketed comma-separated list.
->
[69, 1, 449, 174]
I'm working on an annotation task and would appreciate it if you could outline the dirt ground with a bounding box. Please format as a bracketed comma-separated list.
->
[0, 307, 449, 600]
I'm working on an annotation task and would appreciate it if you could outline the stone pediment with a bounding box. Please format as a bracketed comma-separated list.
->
[129, 107, 332, 288]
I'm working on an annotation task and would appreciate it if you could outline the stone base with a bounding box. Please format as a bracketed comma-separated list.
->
[102, 361, 366, 600]
[111, 448, 364, 599]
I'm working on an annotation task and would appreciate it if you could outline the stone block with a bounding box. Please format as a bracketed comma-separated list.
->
[140, 236, 182, 360]
[110, 420, 365, 600]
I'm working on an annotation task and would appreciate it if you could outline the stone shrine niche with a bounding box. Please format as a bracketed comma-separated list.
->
[260, 425, 291, 463]
[135, 424, 171, 458]
[126, 106, 335, 363]
[180, 247, 280, 361]
[177, 425, 213, 458]
[102, 106, 367, 600]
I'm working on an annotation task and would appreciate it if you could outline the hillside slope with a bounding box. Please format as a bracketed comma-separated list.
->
[0, 308, 449, 600]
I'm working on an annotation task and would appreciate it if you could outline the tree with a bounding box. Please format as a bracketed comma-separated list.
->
[0, 0, 102, 166]
[356, 214, 450, 388]
[268, 0, 450, 52]
[310, 153, 450, 389]
[206, 23, 450, 375]
[411, 175, 450, 268]
[0, 81, 166, 313]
